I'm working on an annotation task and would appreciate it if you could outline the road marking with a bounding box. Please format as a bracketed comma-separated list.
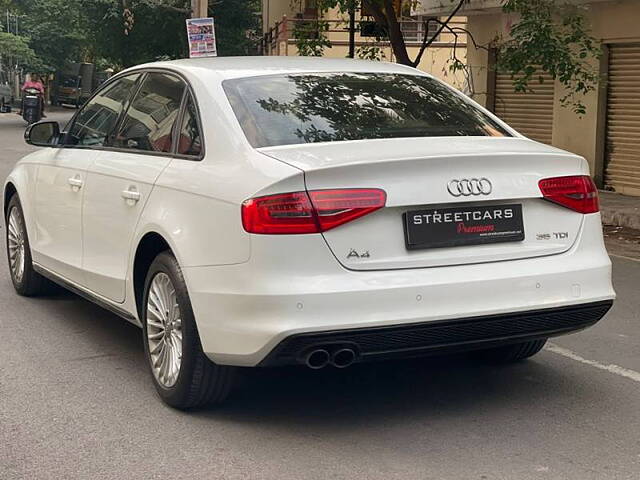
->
[609, 253, 640, 263]
[545, 343, 640, 383]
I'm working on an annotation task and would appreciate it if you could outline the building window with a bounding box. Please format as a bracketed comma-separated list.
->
[293, 0, 318, 19]
[400, 16, 441, 43]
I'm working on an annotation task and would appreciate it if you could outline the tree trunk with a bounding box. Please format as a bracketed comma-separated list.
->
[363, 0, 412, 66]
[383, 0, 412, 66]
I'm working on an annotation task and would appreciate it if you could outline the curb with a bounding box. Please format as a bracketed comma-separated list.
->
[600, 192, 640, 230]
[601, 209, 640, 231]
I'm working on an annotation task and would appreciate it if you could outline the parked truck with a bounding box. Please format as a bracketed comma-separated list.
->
[52, 63, 96, 108]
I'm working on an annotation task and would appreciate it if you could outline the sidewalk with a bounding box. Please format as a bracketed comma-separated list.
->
[600, 191, 640, 230]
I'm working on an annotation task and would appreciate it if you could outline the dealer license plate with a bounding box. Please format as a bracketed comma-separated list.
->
[404, 204, 525, 250]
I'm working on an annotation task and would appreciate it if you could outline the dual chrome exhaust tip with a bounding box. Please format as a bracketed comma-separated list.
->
[304, 347, 358, 369]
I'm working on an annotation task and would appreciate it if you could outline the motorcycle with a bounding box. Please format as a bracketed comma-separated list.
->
[22, 87, 43, 125]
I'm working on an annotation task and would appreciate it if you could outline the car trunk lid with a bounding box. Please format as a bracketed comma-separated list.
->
[259, 137, 588, 270]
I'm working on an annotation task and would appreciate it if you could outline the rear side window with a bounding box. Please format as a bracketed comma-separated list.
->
[112, 72, 185, 153]
[176, 93, 202, 157]
[67, 73, 140, 147]
[223, 73, 510, 148]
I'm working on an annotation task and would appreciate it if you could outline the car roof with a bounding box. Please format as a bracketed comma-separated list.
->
[130, 56, 423, 80]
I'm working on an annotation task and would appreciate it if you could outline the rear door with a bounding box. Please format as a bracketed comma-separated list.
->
[81, 71, 186, 302]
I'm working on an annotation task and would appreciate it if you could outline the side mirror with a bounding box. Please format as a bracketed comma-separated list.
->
[24, 121, 60, 147]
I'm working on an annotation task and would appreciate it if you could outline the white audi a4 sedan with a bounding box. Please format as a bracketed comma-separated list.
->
[5, 57, 615, 409]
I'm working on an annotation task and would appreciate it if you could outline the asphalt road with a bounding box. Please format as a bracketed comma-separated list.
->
[1, 109, 639, 480]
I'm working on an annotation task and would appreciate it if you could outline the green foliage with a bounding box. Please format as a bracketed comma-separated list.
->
[215, 0, 261, 56]
[80, 0, 190, 68]
[448, 57, 466, 74]
[292, 18, 332, 56]
[91, 0, 261, 65]
[301, 1, 462, 66]
[11, 0, 88, 71]
[356, 44, 385, 61]
[308, 0, 601, 115]
[498, 0, 600, 115]
[0, 31, 42, 70]
[5, 0, 261, 71]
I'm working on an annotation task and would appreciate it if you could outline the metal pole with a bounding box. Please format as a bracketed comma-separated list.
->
[348, 4, 355, 58]
[191, 0, 208, 18]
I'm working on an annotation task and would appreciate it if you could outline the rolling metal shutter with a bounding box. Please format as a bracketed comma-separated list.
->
[494, 70, 555, 144]
[604, 44, 640, 196]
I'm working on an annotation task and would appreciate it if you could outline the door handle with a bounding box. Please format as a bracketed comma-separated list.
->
[121, 187, 141, 203]
[68, 175, 83, 190]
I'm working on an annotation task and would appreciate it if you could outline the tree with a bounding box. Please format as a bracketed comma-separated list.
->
[307, 0, 464, 67]
[299, 0, 601, 114]
[12, 0, 88, 71]
[0, 31, 41, 100]
[87, 0, 262, 65]
[0, 31, 42, 71]
[7, 0, 261, 71]
[214, 0, 261, 56]
[81, 0, 191, 68]
[498, 0, 600, 115]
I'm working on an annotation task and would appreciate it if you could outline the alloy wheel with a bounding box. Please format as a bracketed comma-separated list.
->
[146, 272, 183, 388]
[7, 207, 26, 284]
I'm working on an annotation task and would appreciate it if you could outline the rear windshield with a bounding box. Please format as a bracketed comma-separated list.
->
[223, 73, 510, 148]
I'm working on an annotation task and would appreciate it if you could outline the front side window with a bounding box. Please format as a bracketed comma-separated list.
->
[112, 72, 185, 153]
[176, 93, 202, 157]
[67, 73, 140, 147]
[223, 73, 510, 148]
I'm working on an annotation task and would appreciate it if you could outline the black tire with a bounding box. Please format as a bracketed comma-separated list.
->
[473, 339, 547, 363]
[142, 251, 236, 409]
[5, 195, 47, 296]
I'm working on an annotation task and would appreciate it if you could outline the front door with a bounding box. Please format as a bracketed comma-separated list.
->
[32, 72, 142, 285]
[81, 72, 186, 302]
[32, 149, 93, 283]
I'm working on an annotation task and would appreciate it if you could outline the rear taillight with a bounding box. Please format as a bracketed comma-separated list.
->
[242, 188, 386, 234]
[538, 175, 599, 214]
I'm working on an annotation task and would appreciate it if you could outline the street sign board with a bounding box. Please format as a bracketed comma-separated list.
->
[186, 17, 217, 58]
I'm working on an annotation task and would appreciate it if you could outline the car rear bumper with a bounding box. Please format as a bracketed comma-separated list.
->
[184, 214, 615, 367]
[258, 300, 613, 366]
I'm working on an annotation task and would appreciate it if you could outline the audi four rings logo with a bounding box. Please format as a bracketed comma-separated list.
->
[447, 178, 493, 197]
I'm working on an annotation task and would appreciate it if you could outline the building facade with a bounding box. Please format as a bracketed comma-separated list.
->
[416, 0, 640, 196]
[261, 0, 469, 90]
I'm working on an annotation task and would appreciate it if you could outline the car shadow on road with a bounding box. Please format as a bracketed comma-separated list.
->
[24, 285, 144, 357]
[204, 355, 593, 428]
